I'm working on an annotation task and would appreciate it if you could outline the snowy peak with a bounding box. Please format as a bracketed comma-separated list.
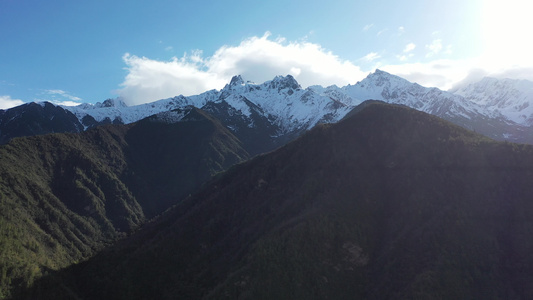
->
[223, 75, 257, 91]
[267, 75, 301, 91]
[336, 69, 421, 106]
[221, 75, 254, 97]
[455, 77, 533, 125]
[216, 74, 348, 134]
[456, 77, 533, 106]
[358, 69, 412, 89]
[58, 72, 489, 137]
[97, 98, 128, 108]
[37, 71, 533, 146]
[229, 75, 245, 87]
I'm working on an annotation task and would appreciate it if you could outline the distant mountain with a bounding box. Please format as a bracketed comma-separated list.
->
[454, 77, 533, 126]
[2, 71, 533, 148]
[59, 71, 533, 145]
[65, 74, 352, 155]
[23, 101, 533, 299]
[0, 107, 248, 298]
[202, 74, 352, 155]
[0, 102, 83, 144]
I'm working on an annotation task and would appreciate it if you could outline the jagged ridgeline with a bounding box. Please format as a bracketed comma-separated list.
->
[0, 107, 248, 298]
[23, 102, 533, 299]
[4, 71, 533, 154]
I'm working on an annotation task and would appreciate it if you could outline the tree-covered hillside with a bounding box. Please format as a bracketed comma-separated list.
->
[0, 108, 248, 298]
[23, 101, 533, 299]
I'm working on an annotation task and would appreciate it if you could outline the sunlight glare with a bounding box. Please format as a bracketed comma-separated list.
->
[482, 0, 533, 69]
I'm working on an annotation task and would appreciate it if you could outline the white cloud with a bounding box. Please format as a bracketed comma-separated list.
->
[380, 59, 475, 90]
[444, 45, 452, 55]
[490, 67, 533, 82]
[451, 66, 533, 91]
[377, 28, 388, 36]
[362, 52, 381, 62]
[425, 39, 443, 57]
[46, 89, 82, 101]
[0, 80, 15, 87]
[48, 100, 82, 106]
[117, 32, 365, 105]
[448, 68, 489, 92]
[362, 24, 374, 31]
[398, 26, 405, 35]
[33, 90, 83, 106]
[203, 32, 365, 87]
[114, 31, 533, 105]
[396, 53, 414, 62]
[403, 43, 416, 53]
[382, 56, 533, 92]
[117, 53, 226, 106]
[0, 95, 24, 109]
[290, 67, 302, 76]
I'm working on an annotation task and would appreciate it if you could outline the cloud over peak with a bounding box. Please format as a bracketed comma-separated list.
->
[114, 32, 533, 106]
[45, 89, 82, 102]
[0, 95, 24, 109]
[116, 33, 365, 105]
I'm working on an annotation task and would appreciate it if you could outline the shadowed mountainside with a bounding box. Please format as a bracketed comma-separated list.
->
[0, 107, 248, 298]
[0, 102, 84, 145]
[22, 101, 533, 299]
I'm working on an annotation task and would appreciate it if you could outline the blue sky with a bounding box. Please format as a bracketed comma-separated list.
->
[1, 0, 532, 107]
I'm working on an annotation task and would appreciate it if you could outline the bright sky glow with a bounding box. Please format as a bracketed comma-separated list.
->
[480, 0, 533, 72]
[1, 0, 532, 107]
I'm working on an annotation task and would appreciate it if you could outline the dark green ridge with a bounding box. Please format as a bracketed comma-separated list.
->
[0, 107, 249, 299]
[0, 102, 84, 145]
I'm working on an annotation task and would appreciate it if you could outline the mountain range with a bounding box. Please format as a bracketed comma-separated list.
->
[17, 101, 533, 299]
[2, 70, 533, 149]
[3, 70, 533, 298]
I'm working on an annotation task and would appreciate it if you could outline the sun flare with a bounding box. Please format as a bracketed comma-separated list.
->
[482, 0, 533, 69]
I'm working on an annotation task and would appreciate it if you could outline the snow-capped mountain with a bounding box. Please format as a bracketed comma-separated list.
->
[304, 70, 532, 143]
[66, 95, 207, 127]
[314, 70, 501, 123]
[213, 74, 352, 132]
[59, 74, 354, 155]
[454, 77, 533, 126]
[1, 70, 533, 148]
[67, 74, 352, 135]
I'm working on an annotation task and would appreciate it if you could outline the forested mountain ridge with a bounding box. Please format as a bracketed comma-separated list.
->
[0, 102, 84, 144]
[21, 101, 533, 299]
[0, 107, 249, 298]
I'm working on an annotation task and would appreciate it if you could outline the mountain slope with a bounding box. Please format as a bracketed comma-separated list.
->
[0, 102, 83, 144]
[0, 107, 248, 298]
[0, 125, 141, 298]
[455, 77, 533, 125]
[64, 74, 352, 155]
[26, 101, 533, 299]
[317, 70, 532, 143]
[123, 107, 249, 217]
